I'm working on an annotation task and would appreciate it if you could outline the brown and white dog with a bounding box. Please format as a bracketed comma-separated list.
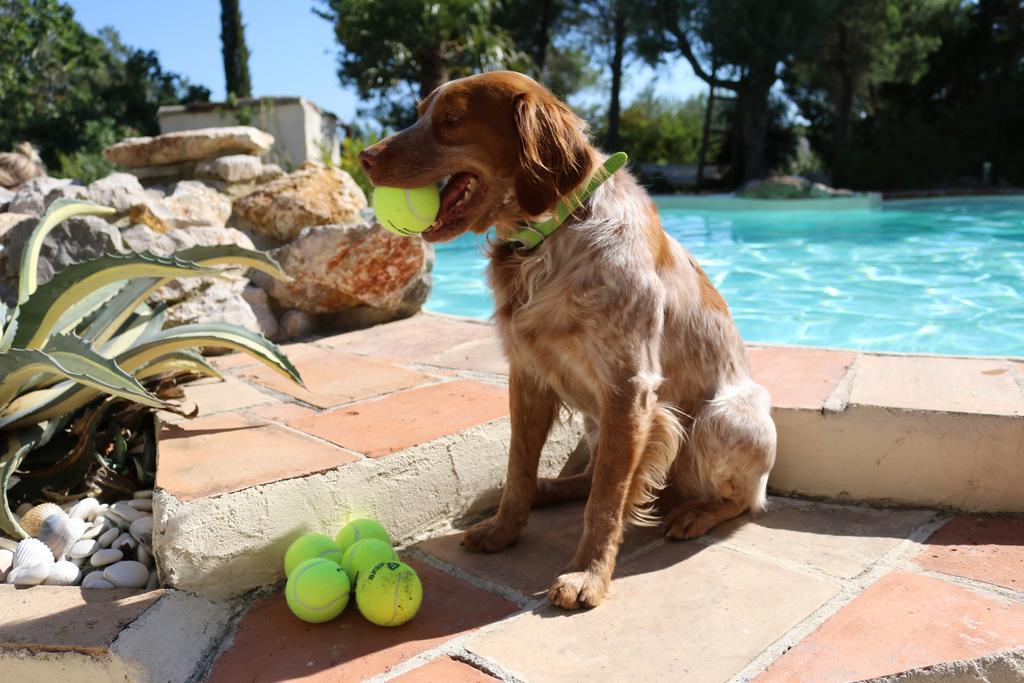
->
[360, 71, 776, 609]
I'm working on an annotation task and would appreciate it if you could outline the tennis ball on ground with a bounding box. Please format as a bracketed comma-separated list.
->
[356, 560, 423, 627]
[341, 538, 398, 585]
[373, 185, 439, 236]
[284, 533, 344, 578]
[336, 518, 391, 555]
[286, 558, 351, 623]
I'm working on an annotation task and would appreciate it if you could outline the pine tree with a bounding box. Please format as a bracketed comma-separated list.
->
[220, 0, 252, 99]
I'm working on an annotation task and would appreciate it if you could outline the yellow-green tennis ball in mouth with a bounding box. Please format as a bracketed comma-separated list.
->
[373, 185, 440, 236]
[336, 518, 391, 556]
[340, 538, 398, 585]
[286, 558, 351, 623]
[284, 532, 343, 578]
[356, 560, 423, 627]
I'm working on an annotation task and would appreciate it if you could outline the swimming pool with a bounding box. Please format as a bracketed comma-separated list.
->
[426, 196, 1024, 357]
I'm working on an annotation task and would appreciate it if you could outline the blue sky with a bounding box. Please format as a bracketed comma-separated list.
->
[67, 0, 704, 123]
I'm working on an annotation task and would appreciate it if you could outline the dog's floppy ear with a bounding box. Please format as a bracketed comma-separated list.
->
[513, 91, 590, 217]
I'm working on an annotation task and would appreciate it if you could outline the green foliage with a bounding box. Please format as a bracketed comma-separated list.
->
[220, 0, 253, 98]
[340, 129, 383, 197]
[0, 0, 209, 170]
[0, 200, 301, 538]
[54, 119, 130, 184]
[591, 90, 711, 165]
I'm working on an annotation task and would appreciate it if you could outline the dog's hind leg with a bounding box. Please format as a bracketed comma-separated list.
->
[664, 379, 776, 540]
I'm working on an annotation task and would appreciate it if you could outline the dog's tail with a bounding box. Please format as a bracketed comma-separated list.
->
[625, 402, 683, 526]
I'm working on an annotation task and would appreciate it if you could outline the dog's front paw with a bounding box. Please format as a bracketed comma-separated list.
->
[547, 569, 609, 609]
[461, 517, 521, 553]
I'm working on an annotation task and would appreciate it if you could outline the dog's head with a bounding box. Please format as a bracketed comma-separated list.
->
[360, 71, 593, 243]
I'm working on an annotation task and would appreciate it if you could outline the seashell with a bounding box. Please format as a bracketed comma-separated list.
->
[7, 562, 50, 586]
[129, 516, 153, 545]
[69, 539, 98, 559]
[97, 526, 119, 549]
[15, 502, 33, 516]
[13, 538, 55, 570]
[103, 560, 149, 588]
[146, 568, 159, 590]
[111, 532, 137, 554]
[69, 497, 100, 521]
[80, 522, 103, 541]
[36, 514, 86, 560]
[127, 499, 153, 511]
[0, 548, 13, 581]
[135, 544, 153, 569]
[81, 572, 115, 589]
[43, 560, 81, 586]
[90, 549, 123, 567]
[109, 501, 144, 524]
[19, 503, 66, 536]
[133, 489, 154, 499]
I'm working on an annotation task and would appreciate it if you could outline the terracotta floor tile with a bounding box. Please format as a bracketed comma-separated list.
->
[237, 348, 435, 409]
[914, 515, 1024, 592]
[391, 657, 498, 682]
[469, 544, 838, 682]
[0, 586, 162, 654]
[747, 346, 858, 410]
[288, 380, 509, 458]
[423, 337, 509, 375]
[207, 559, 517, 683]
[210, 342, 320, 372]
[850, 355, 1023, 416]
[250, 401, 318, 423]
[757, 571, 1024, 683]
[157, 413, 359, 501]
[417, 501, 662, 597]
[182, 376, 275, 416]
[712, 497, 935, 578]
[319, 313, 495, 361]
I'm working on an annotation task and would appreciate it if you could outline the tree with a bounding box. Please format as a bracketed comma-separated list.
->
[315, 0, 527, 127]
[785, 0, 945, 184]
[644, 0, 837, 182]
[220, 0, 253, 98]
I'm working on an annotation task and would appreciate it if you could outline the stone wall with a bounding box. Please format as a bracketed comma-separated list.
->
[0, 126, 433, 342]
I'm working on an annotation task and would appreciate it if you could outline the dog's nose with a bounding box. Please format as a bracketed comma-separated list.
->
[359, 147, 380, 174]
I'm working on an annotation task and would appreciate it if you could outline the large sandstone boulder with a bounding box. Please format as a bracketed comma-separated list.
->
[253, 220, 433, 330]
[195, 154, 264, 183]
[104, 126, 274, 168]
[233, 163, 367, 242]
[738, 175, 812, 199]
[129, 181, 232, 232]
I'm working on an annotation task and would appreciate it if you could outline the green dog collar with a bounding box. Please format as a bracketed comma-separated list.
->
[509, 151, 628, 250]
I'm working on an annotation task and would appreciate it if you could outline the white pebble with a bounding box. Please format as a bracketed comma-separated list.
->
[8, 563, 50, 586]
[133, 490, 154, 499]
[81, 572, 115, 589]
[79, 523, 103, 540]
[103, 560, 149, 588]
[97, 526, 119, 549]
[111, 532, 137, 554]
[109, 501, 144, 523]
[129, 516, 153, 544]
[135, 545, 153, 569]
[146, 568, 159, 590]
[44, 560, 81, 586]
[69, 497, 100, 521]
[90, 548, 123, 567]
[69, 539, 98, 559]
[127, 499, 152, 511]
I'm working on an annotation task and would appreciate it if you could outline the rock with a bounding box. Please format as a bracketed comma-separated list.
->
[146, 568, 159, 589]
[127, 498, 153, 511]
[166, 280, 261, 332]
[243, 285, 279, 338]
[109, 500, 145, 524]
[134, 489, 154, 499]
[234, 163, 368, 242]
[0, 215, 124, 297]
[90, 548, 124, 567]
[8, 176, 74, 215]
[79, 522, 106, 540]
[125, 162, 197, 186]
[88, 172, 150, 212]
[0, 213, 33, 242]
[258, 163, 285, 183]
[279, 309, 314, 340]
[254, 221, 433, 329]
[82, 572, 115, 589]
[97, 526, 119, 549]
[103, 560, 150, 588]
[136, 545, 153, 569]
[0, 187, 13, 211]
[0, 548, 12, 581]
[104, 126, 274, 168]
[70, 539, 99, 559]
[738, 175, 811, 199]
[808, 182, 836, 198]
[43, 560, 81, 586]
[196, 154, 264, 183]
[129, 516, 153, 544]
[111, 531, 138, 554]
[129, 180, 232, 232]
[69, 497, 101, 521]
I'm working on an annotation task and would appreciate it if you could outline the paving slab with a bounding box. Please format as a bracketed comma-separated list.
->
[0, 586, 162, 655]
[319, 313, 495, 361]
[417, 502, 663, 597]
[468, 544, 838, 682]
[757, 571, 1024, 682]
[914, 515, 1024, 592]
[391, 657, 499, 682]
[287, 380, 509, 457]
[747, 346, 858, 410]
[208, 560, 517, 682]
[711, 498, 936, 578]
[157, 413, 360, 501]
[180, 376, 275, 416]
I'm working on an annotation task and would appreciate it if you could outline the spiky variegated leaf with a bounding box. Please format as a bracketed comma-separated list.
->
[175, 244, 291, 281]
[1, 417, 70, 538]
[0, 307, 17, 353]
[53, 282, 126, 337]
[99, 305, 167, 358]
[19, 199, 117, 302]
[134, 350, 223, 381]
[12, 251, 219, 350]
[81, 279, 160, 345]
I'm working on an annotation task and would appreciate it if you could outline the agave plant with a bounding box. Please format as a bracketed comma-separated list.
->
[0, 199, 302, 538]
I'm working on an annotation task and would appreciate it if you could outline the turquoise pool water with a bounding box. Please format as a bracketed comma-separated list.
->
[427, 197, 1024, 357]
